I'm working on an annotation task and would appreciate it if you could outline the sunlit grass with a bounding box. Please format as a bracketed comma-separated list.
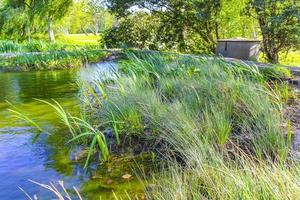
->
[56, 34, 102, 46]
[280, 51, 300, 67]
[260, 51, 300, 67]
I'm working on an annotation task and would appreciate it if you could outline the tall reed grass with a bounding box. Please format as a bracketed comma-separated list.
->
[86, 52, 295, 199]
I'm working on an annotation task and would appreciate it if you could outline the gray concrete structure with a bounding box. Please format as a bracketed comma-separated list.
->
[216, 38, 260, 61]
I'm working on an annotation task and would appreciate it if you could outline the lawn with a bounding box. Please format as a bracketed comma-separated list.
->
[280, 51, 300, 67]
[56, 34, 102, 46]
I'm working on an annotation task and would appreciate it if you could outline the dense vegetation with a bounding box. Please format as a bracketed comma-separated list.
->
[38, 52, 297, 199]
[0, 0, 300, 199]
[103, 0, 299, 64]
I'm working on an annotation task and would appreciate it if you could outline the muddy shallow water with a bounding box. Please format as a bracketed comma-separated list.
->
[0, 62, 148, 199]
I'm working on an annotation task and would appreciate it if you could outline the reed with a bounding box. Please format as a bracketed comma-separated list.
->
[90, 52, 295, 199]
[37, 99, 110, 166]
[20, 180, 83, 200]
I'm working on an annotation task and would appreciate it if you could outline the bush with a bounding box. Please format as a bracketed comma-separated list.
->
[104, 13, 161, 50]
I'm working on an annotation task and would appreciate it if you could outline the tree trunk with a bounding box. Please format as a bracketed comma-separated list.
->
[26, 24, 31, 43]
[179, 25, 188, 52]
[48, 18, 55, 43]
[215, 22, 219, 39]
[266, 51, 279, 64]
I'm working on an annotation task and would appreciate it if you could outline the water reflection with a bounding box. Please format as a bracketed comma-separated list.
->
[0, 68, 81, 199]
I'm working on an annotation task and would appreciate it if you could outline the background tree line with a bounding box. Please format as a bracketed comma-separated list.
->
[103, 0, 299, 63]
[0, 0, 114, 42]
[0, 0, 299, 63]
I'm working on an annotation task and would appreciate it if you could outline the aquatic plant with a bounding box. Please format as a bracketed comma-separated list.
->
[20, 180, 83, 200]
[0, 40, 109, 71]
[7, 101, 44, 133]
[37, 99, 110, 166]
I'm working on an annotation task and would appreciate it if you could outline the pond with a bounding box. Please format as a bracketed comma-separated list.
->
[0, 62, 150, 199]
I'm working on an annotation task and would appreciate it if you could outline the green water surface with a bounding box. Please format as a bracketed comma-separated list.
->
[0, 64, 149, 199]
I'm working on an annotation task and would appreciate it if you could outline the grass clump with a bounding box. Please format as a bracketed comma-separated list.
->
[148, 150, 300, 200]
[79, 52, 294, 199]
[0, 40, 22, 53]
[260, 66, 292, 80]
[97, 53, 290, 160]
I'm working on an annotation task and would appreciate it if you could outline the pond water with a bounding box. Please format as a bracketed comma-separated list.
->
[0, 63, 148, 199]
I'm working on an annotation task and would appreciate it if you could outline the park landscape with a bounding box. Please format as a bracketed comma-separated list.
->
[0, 0, 300, 199]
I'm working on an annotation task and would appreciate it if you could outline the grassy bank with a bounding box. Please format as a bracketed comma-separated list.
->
[0, 40, 108, 71]
[33, 51, 298, 199]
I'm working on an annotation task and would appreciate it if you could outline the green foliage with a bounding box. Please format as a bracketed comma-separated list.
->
[62, 0, 115, 34]
[105, 0, 222, 53]
[219, 0, 257, 38]
[0, 44, 109, 71]
[104, 13, 161, 50]
[0, 3, 30, 41]
[0, 0, 114, 42]
[36, 0, 73, 21]
[260, 66, 292, 80]
[0, 40, 22, 52]
[246, 0, 300, 63]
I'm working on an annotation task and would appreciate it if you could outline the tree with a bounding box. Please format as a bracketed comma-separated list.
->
[104, 12, 161, 49]
[104, 0, 221, 53]
[35, 0, 73, 42]
[0, 0, 37, 42]
[87, 0, 115, 34]
[58, 0, 114, 35]
[219, 0, 257, 39]
[246, 0, 300, 63]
